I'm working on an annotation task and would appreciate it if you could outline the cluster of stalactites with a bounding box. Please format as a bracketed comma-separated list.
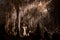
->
[5, 0, 52, 37]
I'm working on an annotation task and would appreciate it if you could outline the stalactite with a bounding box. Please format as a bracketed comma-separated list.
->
[4, 0, 57, 40]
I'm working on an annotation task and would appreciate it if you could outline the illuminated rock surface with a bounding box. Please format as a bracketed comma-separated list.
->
[0, 0, 60, 40]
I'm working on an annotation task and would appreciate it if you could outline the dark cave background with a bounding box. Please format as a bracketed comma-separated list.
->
[0, 0, 60, 40]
